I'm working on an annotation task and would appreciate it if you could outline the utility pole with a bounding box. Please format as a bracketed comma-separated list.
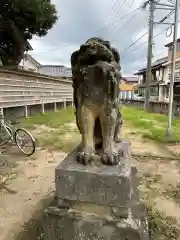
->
[144, 0, 155, 110]
[167, 0, 180, 136]
[144, 0, 177, 136]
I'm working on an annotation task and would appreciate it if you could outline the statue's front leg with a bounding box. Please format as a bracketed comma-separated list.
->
[114, 111, 123, 142]
[77, 104, 95, 165]
[100, 108, 121, 165]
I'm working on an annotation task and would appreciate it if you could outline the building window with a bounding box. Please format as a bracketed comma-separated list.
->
[177, 42, 180, 51]
[139, 88, 145, 96]
[150, 86, 158, 96]
[169, 42, 180, 52]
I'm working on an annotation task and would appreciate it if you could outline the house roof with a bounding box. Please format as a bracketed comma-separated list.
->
[134, 56, 168, 75]
[119, 83, 137, 91]
[165, 38, 180, 47]
[25, 54, 41, 68]
[26, 41, 33, 51]
[121, 76, 138, 83]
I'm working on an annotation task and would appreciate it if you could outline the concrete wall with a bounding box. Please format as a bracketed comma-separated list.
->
[0, 68, 73, 120]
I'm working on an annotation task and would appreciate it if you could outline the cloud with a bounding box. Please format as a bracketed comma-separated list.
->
[29, 0, 178, 75]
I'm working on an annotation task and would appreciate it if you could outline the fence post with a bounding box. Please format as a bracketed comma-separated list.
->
[24, 105, 28, 118]
[64, 100, 66, 108]
[41, 102, 45, 114]
[54, 102, 57, 112]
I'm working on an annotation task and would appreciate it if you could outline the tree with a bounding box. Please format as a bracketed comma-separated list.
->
[0, 0, 58, 67]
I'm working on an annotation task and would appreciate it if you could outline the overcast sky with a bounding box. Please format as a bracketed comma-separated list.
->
[29, 0, 179, 76]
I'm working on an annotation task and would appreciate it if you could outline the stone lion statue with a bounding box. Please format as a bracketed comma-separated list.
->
[71, 37, 123, 165]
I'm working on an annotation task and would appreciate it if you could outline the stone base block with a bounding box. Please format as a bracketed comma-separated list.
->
[55, 141, 132, 208]
[43, 204, 149, 240]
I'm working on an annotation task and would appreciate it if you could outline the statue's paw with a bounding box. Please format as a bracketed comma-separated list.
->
[101, 151, 120, 166]
[77, 152, 95, 165]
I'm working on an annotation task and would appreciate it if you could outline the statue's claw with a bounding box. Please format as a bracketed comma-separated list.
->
[101, 151, 121, 166]
[77, 151, 95, 165]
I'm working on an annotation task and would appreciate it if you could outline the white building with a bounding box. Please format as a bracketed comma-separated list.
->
[38, 65, 72, 78]
[19, 54, 41, 72]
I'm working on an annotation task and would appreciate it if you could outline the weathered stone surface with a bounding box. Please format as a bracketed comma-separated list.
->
[55, 141, 132, 208]
[43, 205, 149, 240]
[71, 37, 123, 166]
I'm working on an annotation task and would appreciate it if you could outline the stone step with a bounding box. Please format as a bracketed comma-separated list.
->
[43, 204, 149, 240]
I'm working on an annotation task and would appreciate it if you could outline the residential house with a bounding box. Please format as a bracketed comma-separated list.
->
[38, 65, 72, 78]
[164, 38, 180, 102]
[119, 76, 138, 100]
[19, 54, 41, 72]
[134, 56, 169, 103]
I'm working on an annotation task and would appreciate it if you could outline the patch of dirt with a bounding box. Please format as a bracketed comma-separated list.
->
[166, 144, 180, 156]
[32, 125, 57, 135]
[155, 197, 180, 225]
[0, 148, 66, 240]
[1, 122, 180, 240]
[64, 122, 77, 130]
[133, 157, 180, 231]
[122, 125, 173, 158]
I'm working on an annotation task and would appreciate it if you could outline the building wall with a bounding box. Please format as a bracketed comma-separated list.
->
[65, 68, 72, 78]
[19, 57, 38, 72]
[168, 45, 180, 61]
[38, 66, 72, 78]
[163, 67, 169, 84]
[119, 81, 137, 100]
[38, 66, 66, 77]
[0, 69, 73, 110]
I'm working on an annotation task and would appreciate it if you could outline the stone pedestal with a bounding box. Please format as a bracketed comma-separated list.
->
[43, 142, 149, 240]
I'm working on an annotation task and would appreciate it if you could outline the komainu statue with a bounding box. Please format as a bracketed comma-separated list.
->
[71, 37, 123, 165]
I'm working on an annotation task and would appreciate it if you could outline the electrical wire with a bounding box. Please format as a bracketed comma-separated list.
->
[121, 9, 175, 57]
[103, 0, 121, 27]
[33, 6, 141, 56]
[104, 0, 128, 28]
[111, 1, 138, 38]
[106, 0, 132, 28]
[121, 26, 170, 59]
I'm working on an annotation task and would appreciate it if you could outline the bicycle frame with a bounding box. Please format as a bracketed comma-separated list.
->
[0, 116, 36, 156]
[0, 119, 15, 142]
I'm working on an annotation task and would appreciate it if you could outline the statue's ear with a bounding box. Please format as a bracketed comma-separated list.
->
[111, 47, 120, 63]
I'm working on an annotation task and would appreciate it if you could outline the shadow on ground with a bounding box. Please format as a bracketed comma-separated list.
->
[14, 194, 56, 240]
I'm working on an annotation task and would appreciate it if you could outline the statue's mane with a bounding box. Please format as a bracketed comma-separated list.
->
[71, 37, 120, 69]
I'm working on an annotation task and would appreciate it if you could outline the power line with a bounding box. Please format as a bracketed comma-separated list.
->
[103, 0, 121, 26]
[111, 2, 138, 38]
[121, 9, 175, 57]
[122, 31, 148, 56]
[104, 0, 128, 28]
[106, 0, 132, 28]
[32, 6, 140, 56]
[121, 26, 170, 59]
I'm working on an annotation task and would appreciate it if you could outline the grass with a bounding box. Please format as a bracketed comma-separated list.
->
[21, 105, 180, 145]
[36, 127, 80, 152]
[21, 107, 75, 129]
[121, 106, 180, 142]
[21, 107, 79, 152]
[142, 171, 180, 240]
[148, 205, 180, 240]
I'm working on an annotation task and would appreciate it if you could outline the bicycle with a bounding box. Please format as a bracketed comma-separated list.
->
[0, 114, 36, 156]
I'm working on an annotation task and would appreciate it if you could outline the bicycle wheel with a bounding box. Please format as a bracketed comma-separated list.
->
[14, 128, 35, 156]
[0, 125, 12, 146]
